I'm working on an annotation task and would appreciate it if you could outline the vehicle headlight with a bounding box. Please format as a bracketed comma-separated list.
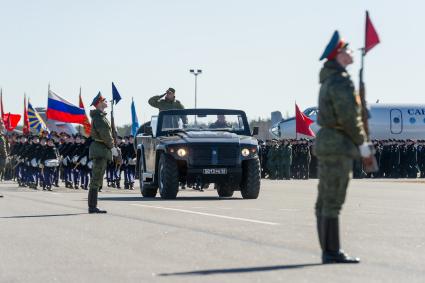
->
[241, 148, 250, 157]
[177, 148, 187, 157]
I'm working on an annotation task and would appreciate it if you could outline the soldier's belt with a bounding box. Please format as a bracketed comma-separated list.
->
[323, 126, 344, 131]
[94, 139, 105, 143]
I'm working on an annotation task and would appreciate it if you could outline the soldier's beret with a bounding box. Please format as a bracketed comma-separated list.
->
[167, 88, 175, 94]
[91, 92, 106, 107]
[319, 30, 349, 61]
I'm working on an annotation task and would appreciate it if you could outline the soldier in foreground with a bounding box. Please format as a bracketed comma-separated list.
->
[88, 92, 119, 214]
[0, 121, 6, 197]
[315, 31, 374, 263]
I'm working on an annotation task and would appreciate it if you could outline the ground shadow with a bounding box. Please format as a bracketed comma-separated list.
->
[98, 196, 243, 202]
[0, 213, 86, 219]
[158, 263, 323, 276]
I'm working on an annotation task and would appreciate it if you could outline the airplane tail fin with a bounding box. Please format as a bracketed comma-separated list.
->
[271, 111, 283, 125]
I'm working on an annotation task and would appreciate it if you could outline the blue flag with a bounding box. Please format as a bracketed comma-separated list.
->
[112, 82, 122, 104]
[131, 98, 139, 136]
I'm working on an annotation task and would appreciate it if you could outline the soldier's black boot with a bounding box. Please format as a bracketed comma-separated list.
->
[321, 217, 360, 264]
[316, 215, 324, 251]
[88, 189, 107, 214]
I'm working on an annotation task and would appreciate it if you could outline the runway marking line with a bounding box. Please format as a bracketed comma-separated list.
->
[130, 204, 280, 226]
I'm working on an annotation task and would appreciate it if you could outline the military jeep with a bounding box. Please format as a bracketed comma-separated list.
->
[135, 109, 260, 199]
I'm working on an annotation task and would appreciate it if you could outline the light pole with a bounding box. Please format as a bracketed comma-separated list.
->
[189, 69, 202, 108]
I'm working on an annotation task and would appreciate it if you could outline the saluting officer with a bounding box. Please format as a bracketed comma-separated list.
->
[315, 31, 374, 263]
[88, 92, 118, 214]
[148, 87, 185, 111]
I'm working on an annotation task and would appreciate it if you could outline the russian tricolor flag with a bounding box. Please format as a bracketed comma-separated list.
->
[47, 90, 87, 124]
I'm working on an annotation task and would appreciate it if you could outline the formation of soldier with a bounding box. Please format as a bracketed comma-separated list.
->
[3, 131, 137, 191]
[259, 138, 425, 180]
[259, 138, 315, 180]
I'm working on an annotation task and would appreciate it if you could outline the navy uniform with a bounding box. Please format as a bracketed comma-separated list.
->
[40, 138, 59, 191]
[77, 137, 91, 190]
[122, 136, 136, 190]
[71, 135, 85, 189]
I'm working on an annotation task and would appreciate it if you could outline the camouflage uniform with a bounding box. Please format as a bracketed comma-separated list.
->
[148, 94, 185, 111]
[315, 60, 366, 218]
[315, 59, 365, 263]
[88, 109, 114, 210]
[278, 142, 292, 179]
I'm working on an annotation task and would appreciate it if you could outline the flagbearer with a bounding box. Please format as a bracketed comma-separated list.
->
[315, 31, 374, 264]
[88, 92, 119, 214]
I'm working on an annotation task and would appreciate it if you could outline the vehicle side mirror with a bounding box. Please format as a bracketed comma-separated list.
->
[252, 127, 259, 136]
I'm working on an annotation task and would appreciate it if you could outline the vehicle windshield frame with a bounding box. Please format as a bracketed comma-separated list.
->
[156, 109, 251, 136]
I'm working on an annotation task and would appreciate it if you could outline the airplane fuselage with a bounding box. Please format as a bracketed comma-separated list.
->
[271, 104, 425, 140]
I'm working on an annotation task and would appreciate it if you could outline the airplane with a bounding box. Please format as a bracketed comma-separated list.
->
[270, 104, 425, 140]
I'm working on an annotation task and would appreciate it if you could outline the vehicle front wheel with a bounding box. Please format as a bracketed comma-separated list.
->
[139, 156, 158, 197]
[240, 158, 261, 199]
[158, 154, 179, 199]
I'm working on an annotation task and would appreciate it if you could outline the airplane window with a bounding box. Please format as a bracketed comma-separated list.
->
[410, 117, 416, 124]
[393, 117, 400, 123]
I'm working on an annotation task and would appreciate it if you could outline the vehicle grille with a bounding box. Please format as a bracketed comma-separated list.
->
[189, 144, 240, 166]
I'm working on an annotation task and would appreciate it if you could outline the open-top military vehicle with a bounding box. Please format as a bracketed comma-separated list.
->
[135, 109, 260, 199]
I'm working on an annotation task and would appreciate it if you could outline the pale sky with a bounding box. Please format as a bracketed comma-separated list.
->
[0, 0, 423, 126]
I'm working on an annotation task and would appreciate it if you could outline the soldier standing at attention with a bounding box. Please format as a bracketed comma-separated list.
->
[88, 92, 119, 214]
[0, 121, 7, 198]
[148, 88, 185, 111]
[315, 31, 374, 264]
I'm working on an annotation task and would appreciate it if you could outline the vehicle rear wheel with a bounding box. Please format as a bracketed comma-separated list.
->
[215, 183, 234, 197]
[240, 158, 261, 199]
[139, 156, 158, 197]
[158, 154, 179, 199]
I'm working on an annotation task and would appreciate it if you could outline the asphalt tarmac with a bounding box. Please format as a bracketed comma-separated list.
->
[1, 179, 424, 283]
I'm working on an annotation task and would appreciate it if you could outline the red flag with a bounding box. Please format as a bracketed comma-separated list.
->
[79, 91, 91, 136]
[295, 104, 315, 137]
[23, 95, 30, 135]
[2, 113, 21, 131]
[365, 11, 380, 54]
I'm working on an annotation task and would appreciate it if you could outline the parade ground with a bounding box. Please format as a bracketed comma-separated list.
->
[1, 179, 424, 283]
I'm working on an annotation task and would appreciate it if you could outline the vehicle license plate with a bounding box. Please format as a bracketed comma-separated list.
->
[203, 168, 227, 175]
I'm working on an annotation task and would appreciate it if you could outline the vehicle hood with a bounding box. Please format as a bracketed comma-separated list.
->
[160, 131, 257, 145]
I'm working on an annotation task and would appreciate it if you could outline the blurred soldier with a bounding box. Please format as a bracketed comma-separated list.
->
[406, 139, 418, 178]
[77, 136, 91, 190]
[114, 136, 123, 189]
[315, 31, 373, 263]
[122, 136, 136, 190]
[88, 92, 118, 214]
[417, 140, 425, 177]
[266, 140, 279, 179]
[209, 115, 231, 128]
[40, 138, 60, 191]
[278, 140, 292, 179]
[299, 139, 311, 179]
[0, 121, 7, 197]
